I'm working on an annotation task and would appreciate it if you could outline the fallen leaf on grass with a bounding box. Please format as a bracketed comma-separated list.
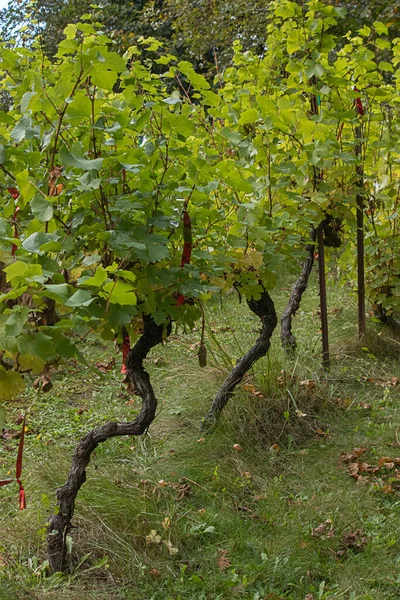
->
[164, 539, 178, 555]
[211, 325, 233, 334]
[146, 530, 162, 545]
[336, 529, 368, 558]
[377, 456, 400, 467]
[242, 383, 264, 398]
[358, 462, 379, 474]
[380, 484, 394, 494]
[344, 450, 400, 486]
[176, 482, 191, 500]
[236, 505, 252, 513]
[277, 371, 290, 388]
[96, 357, 115, 373]
[217, 549, 231, 572]
[149, 568, 160, 578]
[315, 428, 327, 437]
[299, 380, 316, 390]
[311, 518, 335, 538]
[1, 429, 22, 440]
[341, 447, 367, 463]
[362, 376, 399, 388]
[270, 443, 280, 452]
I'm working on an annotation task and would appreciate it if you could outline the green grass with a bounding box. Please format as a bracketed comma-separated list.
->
[1, 278, 400, 599]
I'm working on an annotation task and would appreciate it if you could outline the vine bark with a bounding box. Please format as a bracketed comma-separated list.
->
[203, 284, 277, 426]
[47, 316, 171, 573]
[281, 229, 316, 350]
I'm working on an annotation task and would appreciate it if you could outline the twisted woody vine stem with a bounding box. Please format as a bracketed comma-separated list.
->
[281, 229, 317, 351]
[47, 316, 171, 573]
[203, 283, 277, 427]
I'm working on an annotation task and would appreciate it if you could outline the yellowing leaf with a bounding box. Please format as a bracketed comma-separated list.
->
[17, 353, 46, 375]
[15, 170, 35, 207]
[0, 367, 25, 400]
[239, 108, 259, 125]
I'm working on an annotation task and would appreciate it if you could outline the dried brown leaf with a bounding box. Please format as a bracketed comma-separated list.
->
[96, 357, 115, 373]
[217, 549, 231, 572]
[359, 402, 372, 409]
[311, 518, 335, 538]
[176, 483, 191, 500]
[341, 447, 367, 463]
[339, 529, 368, 553]
[300, 379, 316, 389]
[149, 568, 160, 578]
[347, 462, 360, 478]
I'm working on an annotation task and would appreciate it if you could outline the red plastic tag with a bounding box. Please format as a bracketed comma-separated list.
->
[121, 334, 130, 374]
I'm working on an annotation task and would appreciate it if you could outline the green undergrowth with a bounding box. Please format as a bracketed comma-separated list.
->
[1, 279, 400, 599]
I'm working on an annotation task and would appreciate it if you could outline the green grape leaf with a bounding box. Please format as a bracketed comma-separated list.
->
[80, 267, 108, 287]
[31, 196, 54, 222]
[5, 306, 29, 338]
[59, 145, 103, 171]
[65, 289, 93, 307]
[101, 281, 137, 305]
[17, 333, 55, 361]
[22, 233, 59, 254]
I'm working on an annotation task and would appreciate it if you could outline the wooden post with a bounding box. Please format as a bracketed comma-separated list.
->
[317, 222, 330, 368]
[311, 78, 330, 369]
[355, 119, 366, 338]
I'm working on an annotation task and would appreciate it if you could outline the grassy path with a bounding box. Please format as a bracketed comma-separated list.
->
[1, 281, 399, 599]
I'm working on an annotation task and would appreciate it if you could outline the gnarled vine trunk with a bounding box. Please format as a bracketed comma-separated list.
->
[281, 229, 316, 351]
[47, 316, 171, 573]
[203, 284, 277, 427]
